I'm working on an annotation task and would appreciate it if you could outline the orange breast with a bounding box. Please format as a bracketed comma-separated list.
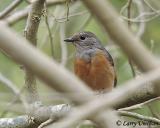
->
[74, 50, 116, 91]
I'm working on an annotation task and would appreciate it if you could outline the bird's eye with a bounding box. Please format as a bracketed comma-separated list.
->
[80, 35, 86, 40]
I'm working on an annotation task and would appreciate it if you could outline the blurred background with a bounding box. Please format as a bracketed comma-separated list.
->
[0, 0, 160, 124]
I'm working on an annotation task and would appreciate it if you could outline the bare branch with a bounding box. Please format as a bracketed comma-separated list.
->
[24, 0, 46, 104]
[24, 0, 45, 44]
[4, 6, 29, 26]
[0, 0, 23, 19]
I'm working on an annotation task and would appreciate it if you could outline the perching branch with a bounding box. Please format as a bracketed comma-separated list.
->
[0, 104, 70, 128]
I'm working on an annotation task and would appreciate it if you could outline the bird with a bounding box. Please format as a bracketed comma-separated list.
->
[64, 31, 117, 92]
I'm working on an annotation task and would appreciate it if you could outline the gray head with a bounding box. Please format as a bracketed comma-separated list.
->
[64, 31, 102, 52]
[64, 31, 114, 66]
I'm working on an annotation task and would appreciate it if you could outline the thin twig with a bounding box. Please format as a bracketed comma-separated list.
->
[118, 96, 160, 111]
[134, 0, 146, 37]
[118, 110, 160, 124]
[44, 2, 55, 59]
[28, 0, 67, 4]
[121, 0, 160, 23]
[40, 11, 88, 49]
[0, 73, 20, 96]
[148, 104, 160, 119]
[50, 11, 88, 23]
[143, 0, 157, 12]
[127, 0, 132, 27]
[79, 14, 91, 30]
[38, 119, 54, 128]
[0, 87, 27, 117]
[66, 0, 70, 21]
[121, 11, 160, 23]
[127, 0, 136, 77]
[0, 73, 27, 117]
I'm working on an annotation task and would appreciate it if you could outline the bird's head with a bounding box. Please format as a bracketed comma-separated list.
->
[64, 31, 102, 51]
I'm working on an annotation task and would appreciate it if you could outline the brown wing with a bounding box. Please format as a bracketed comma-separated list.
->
[102, 48, 117, 87]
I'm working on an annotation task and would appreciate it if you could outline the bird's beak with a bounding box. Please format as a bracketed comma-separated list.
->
[64, 37, 74, 42]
